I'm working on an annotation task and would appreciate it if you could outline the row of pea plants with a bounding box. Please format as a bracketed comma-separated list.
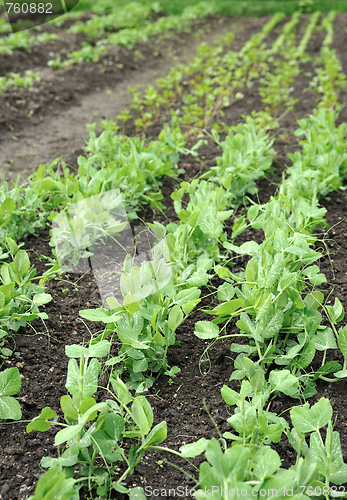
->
[182, 108, 347, 500]
[177, 23, 347, 496]
[121, 11, 286, 135]
[309, 13, 347, 110]
[119, 10, 326, 136]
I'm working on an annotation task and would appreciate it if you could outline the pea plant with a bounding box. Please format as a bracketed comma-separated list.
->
[0, 70, 40, 93]
[195, 108, 347, 397]
[0, 242, 55, 353]
[123, 13, 285, 136]
[68, 2, 159, 41]
[26, 339, 167, 500]
[0, 367, 22, 420]
[79, 244, 196, 392]
[179, 390, 347, 498]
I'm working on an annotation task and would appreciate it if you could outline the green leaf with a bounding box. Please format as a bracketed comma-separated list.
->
[224, 240, 259, 256]
[242, 357, 255, 379]
[285, 244, 307, 258]
[338, 325, 347, 358]
[313, 328, 337, 351]
[175, 287, 201, 307]
[269, 370, 298, 392]
[80, 397, 97, 420]
[250, 369, 265, 393]
[91, 429, 117, 456]
[0, 367, 21, 396]
[217, 283, 235, 302]
[273, 230, 288, 252]
[304, 291, 324, 310]
[302, 265, 327, 285]
[313, 361, 342, 381]
[229, 344, 257, 354]
[221, 385, 240, 406]
[333, 297, 345, 322]
[180, 438, 208, 458]
[65, 344, 88, 358]
[107, 296, 121, 309]
[291, 397, 332, 433]
[254, 448, 281, 480]
[128, 487, 147, 500]
[104, 413, 124, 441]
[0, 198, 16, 228]
[0, 396, 22, 420]
[27, 466, 75, 500]
[111, 377, 132, 405]
[131, 396, 153, 435]
[247, 205, 259, 223]
[245, 259, 258, 284]
[333, 369, 347, 379]
[295, 340, 315, 369]
[33, 293, 52, 305]
[14, 250, 30, 276]
[123, 295, 140, 314]
[326, 297, 345, 324]
[194, 321, 219, 339]
[214, 298, 244, 317]
[152, 331, 165, 346]
[263, 310, 284, 339]
[88, 340, 111, 358]
[79, 307, 121, 323]
[142, 421, 167, 448]
[65, 358, 99, 400]
[133, 358, 148, 373]
[265, 253, 284, 288]
[60, 395, 78, 421]
[5, 237, 18, 255]
[26, 407, 57, 432]
[168, 305, 183, 331]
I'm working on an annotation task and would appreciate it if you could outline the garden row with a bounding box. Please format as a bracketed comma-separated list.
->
[0, 10, 347, 500]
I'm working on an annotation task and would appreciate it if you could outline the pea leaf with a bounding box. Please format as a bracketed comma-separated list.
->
[269, 370, 298, 392]
[291, 398, 332, 433]
[194, 321, 219, 339]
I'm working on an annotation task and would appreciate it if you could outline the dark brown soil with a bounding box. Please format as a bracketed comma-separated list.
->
[1, 12, 347, 500]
